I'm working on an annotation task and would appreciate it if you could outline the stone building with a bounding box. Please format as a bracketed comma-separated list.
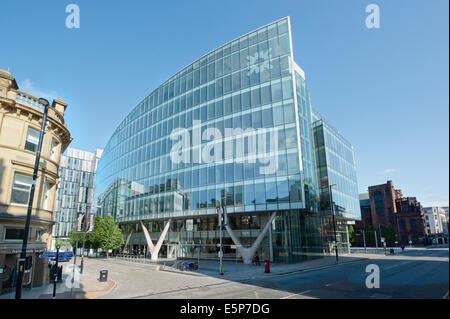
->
[0, 69, 71, 295]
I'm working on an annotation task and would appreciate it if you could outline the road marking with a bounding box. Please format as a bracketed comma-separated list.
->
[281, 290, 312, 299]
[254, 290, 259, 299]
[383, 261, 414, 270]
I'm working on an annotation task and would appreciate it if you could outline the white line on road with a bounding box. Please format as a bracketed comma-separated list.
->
[383, 261, 414, 270]
[281, 290, 312, 299]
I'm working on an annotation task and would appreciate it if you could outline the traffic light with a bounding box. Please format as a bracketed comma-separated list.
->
[25, 256, 33, 271]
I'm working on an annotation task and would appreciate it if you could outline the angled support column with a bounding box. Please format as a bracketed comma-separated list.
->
[224, 211, 277, 264]
[123, 230, 133, 253]
[140, 220, 171, 261]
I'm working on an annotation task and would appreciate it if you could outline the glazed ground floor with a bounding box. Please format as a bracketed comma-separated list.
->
[117, 210, 352, 263]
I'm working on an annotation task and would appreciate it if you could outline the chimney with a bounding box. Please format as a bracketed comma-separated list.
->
[52, 98, 68, 116]
[0, 69, 18, 98]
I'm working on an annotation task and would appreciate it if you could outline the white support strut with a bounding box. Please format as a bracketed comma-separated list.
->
[140, 220, 171, 261]
[224, 211, 277, 264]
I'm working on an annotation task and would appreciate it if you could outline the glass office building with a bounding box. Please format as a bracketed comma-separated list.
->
[312, 110, 360, 254]
[96, 17, 357, 263]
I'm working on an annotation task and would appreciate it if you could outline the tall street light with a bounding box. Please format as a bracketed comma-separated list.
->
[15, 98, 50, 299]
[329, 183, 339, 263]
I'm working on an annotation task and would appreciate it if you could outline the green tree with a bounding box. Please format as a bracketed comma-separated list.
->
[54, 238, 69, 250]
[87, 215, 104, 257]
[385, 223, 396, 246]
[365, 226, 375, 246]
[97, 215, 124, 258]
[348, 225, 356, 245]
[68, 228, 83, 248]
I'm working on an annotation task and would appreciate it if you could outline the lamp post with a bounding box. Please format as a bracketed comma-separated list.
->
[329, 184, 338, 263]
[15, 98, 50, 299]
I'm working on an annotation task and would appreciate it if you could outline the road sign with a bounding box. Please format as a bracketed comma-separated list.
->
[39, 252, 56, 258]
[40, 251, 73, 259]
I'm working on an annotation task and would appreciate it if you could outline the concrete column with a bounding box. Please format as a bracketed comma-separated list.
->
[140, 220, 171, 261]
[123, 230, 133, 253]
[224, 212, 277, 264]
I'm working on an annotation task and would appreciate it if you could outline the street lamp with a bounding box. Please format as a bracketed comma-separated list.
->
[15, 98, 50, 299]
[329, 184, 339, 263]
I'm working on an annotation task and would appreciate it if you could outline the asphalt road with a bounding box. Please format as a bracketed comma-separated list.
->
[138, 247, 449, 299]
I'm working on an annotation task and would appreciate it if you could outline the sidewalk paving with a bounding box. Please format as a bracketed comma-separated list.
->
[0, 265, 115, 299]
[161, 255, 367, 281]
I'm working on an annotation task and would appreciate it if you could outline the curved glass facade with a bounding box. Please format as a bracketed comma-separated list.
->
[95, 17, 354, 263]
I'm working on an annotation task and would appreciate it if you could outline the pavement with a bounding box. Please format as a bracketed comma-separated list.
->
[0, 262, 116, 299]
[1, 245, 447, 299]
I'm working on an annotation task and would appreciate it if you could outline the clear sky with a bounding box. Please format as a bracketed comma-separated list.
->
[1, 0, 448, 207]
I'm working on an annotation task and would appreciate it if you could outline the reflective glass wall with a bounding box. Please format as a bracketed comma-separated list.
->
[95, 17, 327, 263]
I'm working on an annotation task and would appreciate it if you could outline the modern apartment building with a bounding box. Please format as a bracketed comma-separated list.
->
[0, 69, 71, 294]
[52, 148, 103, 246]
[424, 207, 448, 243]
[95, 17, 360, 263]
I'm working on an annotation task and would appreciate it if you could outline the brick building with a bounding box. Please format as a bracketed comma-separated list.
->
[395, 197, 428, 245]
[356, 181, 428, 246]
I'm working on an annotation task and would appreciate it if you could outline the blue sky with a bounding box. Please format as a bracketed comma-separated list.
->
[1, 0, 448, 207]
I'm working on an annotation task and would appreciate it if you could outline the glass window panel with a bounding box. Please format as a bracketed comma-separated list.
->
[265, 181, 277, 203]
[215, 100, 223, 118]
[287, 153, 299, 174]
[25, 127, 40, 152]
[225, 163, 234, 182]
[223, 74, 232, 94]
[277, 177, 289, 202]
[271, 82, 282, 102]
[240, 69, 250, 89]
[241, 91, 250, 110]
[252, 110, 262, 128]
[262, 108, 273, 127]
[242, 113, 252, 129]
[283, 103, 295, 123]
[232, 72, 241, 91]
[282, 78, 293, 99]
[244, 183, 255, 205]
[244, 163, 254, 179]
[216, 164, 224, 183]
[285, 127, 297, 149]
[277, 153, 288, 176]
[250, 88, 260, 107]
[208, 166, 216, 184]
[224, 97, 232, 115]
[273, 105, 284, 126]
[254, 182, 266, 204]
[232, 94, 241, 113]
[234, 163, 243, 181]
[288, 174, 302, 202]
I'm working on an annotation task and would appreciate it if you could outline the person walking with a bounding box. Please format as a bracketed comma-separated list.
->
[253, 252, 260, 266]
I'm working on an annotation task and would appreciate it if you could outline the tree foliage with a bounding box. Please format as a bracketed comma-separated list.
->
[385, 223, 396, 246]
[96, 215, 124, 257]
[348, 225, 356, 244]
[365, 226, 375, 245]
